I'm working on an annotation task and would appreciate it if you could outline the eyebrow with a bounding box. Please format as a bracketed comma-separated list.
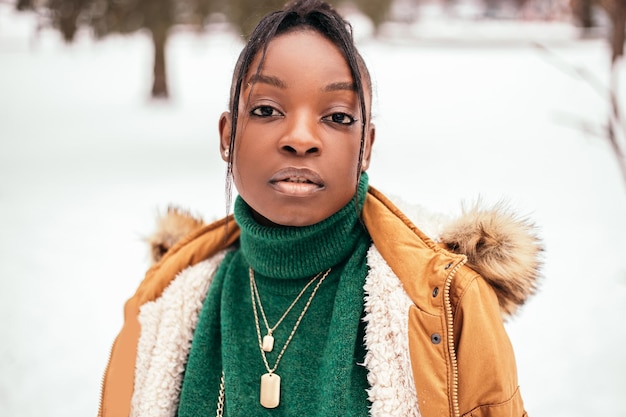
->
[322, 81, 356, 92]
[247, 74, 286, 89]
[246, 75, 355, 93]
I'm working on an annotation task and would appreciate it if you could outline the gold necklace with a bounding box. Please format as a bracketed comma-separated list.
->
[250, 268, 325, 353]
[249, 267, 331, 409]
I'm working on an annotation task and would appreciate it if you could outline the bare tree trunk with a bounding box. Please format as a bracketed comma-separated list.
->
[15, 0, 34, 11]
[151, 27, 169, 99]
[570, 0, 595, 29]
[610, 1, 626, 63]
[608, 60, 626, 185]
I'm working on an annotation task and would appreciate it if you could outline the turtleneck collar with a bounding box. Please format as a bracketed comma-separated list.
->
[234, 173, 369, 279]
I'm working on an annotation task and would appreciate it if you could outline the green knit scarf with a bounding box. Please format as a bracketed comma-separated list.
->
[178, 174, 372, 416]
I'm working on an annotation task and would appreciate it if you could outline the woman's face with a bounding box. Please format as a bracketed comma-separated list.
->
[219, 29, 375, 227]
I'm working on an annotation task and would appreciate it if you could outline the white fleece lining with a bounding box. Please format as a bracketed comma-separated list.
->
[131, 250, 228, 417]
[363, 245, 421, 417]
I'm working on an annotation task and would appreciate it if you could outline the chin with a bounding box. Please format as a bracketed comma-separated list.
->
[254, 210, 321, 228]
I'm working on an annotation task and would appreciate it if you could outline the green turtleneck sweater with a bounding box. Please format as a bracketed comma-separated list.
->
[178, 175, 372, 416]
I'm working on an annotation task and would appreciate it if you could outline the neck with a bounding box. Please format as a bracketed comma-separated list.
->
[234, 173, 369, 279]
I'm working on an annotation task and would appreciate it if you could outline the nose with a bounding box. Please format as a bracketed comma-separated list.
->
[279, 113, 321, 156]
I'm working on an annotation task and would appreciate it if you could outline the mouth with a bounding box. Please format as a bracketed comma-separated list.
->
[269, 168, 325, 195]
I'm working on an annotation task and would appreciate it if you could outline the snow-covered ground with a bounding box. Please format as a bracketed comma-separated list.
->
[1, 4, 625, 416]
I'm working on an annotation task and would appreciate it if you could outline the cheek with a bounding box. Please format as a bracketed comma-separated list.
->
[335, 137, 364, 173]
[235, 121, 274, 150]
[231, 140, 268, 189]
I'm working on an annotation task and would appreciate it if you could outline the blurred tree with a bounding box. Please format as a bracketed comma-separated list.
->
[597, 0, 626, 63]
[18, 0, 395, 98]
[598, 0, 626, 186]
[220, 0, 394, 38]
[23, 0, 218, 98]
[570, 0, 596, 29]
[351, 0, 393, 34]
[221, 0, 286, 38]
[571, 0, 626, 62]
[559, 0, 626, 185]
[15, 0, 35, 11]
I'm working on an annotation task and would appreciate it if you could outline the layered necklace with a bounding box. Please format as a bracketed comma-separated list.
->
[249, 266, 331, 409]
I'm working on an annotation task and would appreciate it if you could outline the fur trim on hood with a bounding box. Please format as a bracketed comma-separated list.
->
[146, 206, 205, 264]
[438, 202, 543, 316]
[146, 201, 543, 317]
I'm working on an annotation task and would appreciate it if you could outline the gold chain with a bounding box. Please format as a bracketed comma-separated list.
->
[215, 371, 225, 417]
[249, 267, 331, 374]
[251, 269, 323, 338]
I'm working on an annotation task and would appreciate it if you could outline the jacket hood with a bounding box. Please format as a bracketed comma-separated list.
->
[437, 201, 543, 316]
[147, 200, 543, 317]
[146, 206, 206, 264]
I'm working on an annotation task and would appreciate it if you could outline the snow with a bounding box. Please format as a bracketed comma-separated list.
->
[1, 4, 625, 416]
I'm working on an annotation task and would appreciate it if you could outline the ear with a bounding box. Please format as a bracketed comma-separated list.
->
[361, 123, 376, 172]
[218, 111, 232, 162]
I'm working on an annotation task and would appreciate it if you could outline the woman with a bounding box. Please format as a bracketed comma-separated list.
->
[98, 1, 542, 416]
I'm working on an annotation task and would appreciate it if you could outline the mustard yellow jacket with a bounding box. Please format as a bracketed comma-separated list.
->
[99, 187, 541, 417]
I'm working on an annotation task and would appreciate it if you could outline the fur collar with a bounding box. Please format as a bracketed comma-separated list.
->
[146, 197, 543, 317]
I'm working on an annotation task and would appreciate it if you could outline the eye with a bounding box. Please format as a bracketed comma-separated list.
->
[323, 112, 357, 126]
[251, 106, 282, 117]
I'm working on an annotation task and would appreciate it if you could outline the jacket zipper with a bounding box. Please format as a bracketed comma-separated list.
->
[443, 257, 466, 417]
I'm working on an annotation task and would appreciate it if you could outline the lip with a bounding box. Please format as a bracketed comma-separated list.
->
[269, 167, 325, 196]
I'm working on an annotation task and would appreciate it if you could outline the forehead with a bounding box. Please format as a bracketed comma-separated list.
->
[248, 29, 352, 82]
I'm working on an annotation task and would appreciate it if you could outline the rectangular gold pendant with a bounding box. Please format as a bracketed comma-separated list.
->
[262, 334, 274, 352]
[260, 373, 280, 408]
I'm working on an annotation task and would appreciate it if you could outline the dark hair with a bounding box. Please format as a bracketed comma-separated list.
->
[224, 0, 373, 216]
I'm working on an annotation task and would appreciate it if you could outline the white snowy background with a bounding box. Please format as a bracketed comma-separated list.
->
[1, 2, 625, 416]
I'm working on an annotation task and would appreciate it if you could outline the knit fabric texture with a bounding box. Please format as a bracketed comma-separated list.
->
[178, 174, 372, 416]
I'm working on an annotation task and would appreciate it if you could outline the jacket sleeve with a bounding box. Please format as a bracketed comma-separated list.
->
[452, 270, 528, 417]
